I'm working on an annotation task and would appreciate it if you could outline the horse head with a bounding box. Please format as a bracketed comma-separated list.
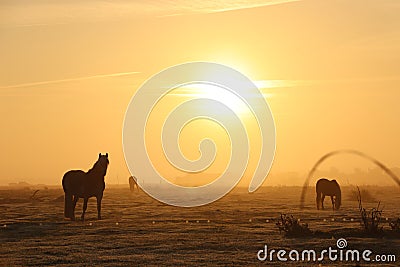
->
[331, 179, 341, 210]
[95, 153, 109, 176]
[335, 195, 341, 210]
[98, 153, 109, 164]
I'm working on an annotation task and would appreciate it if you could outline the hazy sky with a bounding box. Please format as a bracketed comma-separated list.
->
[1, 0, 400, 186]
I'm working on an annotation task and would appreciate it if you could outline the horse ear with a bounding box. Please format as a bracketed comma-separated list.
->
[99, 153, 101, 158]
[106, 153, 108, 157]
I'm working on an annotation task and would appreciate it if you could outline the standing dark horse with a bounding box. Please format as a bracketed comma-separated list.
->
[129, 176, 139, 192]
[316, 178, 341, 210]
[62, 153, 109, 221]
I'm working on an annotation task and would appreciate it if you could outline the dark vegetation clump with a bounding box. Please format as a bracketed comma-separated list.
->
[357, 187, 383, 235]
[276, 214, 312, 237]
[278, 186, 399, 239]
[347, 187, 377, 202]
[389, 218, 400, 232]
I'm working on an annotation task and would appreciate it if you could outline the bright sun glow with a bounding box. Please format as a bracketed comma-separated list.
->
[171, 83, 252, 117]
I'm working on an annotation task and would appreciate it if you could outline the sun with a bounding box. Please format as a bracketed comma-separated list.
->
[170, 83, 252, 117]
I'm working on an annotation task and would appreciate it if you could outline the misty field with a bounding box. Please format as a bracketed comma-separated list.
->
[1, 186, 399, 266]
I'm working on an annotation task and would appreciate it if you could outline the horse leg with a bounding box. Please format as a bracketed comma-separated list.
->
[71, 195, 79, 221]
[331, 196, 335, 210]
[81, 197, 88, 222]
[316, 192, 321, 210]
[321, 194, 326, 210]
[96, 195, 103, 220]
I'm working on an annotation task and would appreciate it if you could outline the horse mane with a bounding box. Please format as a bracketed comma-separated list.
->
[87, 157, 108, 178]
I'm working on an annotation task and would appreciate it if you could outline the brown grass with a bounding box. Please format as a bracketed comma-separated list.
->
[1, 186, 399, 266]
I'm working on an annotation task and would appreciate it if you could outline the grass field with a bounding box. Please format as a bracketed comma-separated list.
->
[1, 186, 399, 266]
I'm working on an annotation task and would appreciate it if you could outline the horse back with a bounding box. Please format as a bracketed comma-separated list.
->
[62, 170, 86, 193]
[316, 178, 340, 195]
[316, 178, 329, 192]
[63, 169, 106, 197]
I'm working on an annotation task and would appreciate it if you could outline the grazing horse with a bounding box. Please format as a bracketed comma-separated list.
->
[316, 178, 341, 210]
[129, 176, 139, 192]
[62, 153, 109, 221]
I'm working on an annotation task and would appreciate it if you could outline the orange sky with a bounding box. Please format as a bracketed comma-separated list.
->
[1, 0, 400, 186]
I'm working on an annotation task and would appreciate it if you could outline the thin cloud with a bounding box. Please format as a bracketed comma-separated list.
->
[0, 71, 141, 89]
[255, 76, 400, 89]
[157, 13, 186, 18]
[208, 0, 302, 13]
[1, 0, 303, 27]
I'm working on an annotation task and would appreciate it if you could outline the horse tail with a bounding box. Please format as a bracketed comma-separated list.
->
[316, 191, 321, 210]
[129, 176, 138, 192]
[64, 193, 73, 218]
[335, 184, 342, 209]
[315, 179, 326, 210]
[62, 172, 73, 218]
[129, 176, 133, 191]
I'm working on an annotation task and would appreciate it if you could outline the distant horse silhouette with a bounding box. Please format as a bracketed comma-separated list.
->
[300, 149, 400, 209]
[62, 153, 109, 221]
[129, 176, 139, 192]
[316, 178, 341, 210]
